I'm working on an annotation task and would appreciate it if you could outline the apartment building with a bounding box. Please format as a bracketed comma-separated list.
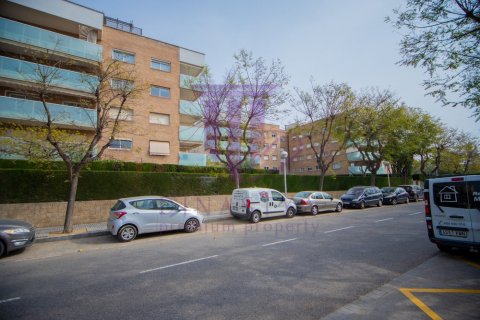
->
[286, 123, 389, 176]
[0, 0, 205, 166]
[258, 123, 286, 172]
[0, 0, 103, 145]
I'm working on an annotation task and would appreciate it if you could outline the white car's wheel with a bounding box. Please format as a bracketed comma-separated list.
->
[184, 218, 200, 233]
[117, 225, 137, 242]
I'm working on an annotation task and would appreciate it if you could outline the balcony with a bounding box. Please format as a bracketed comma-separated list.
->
[0, 17, 102, 63]
[179, 125, 205, 143]
[179, 48, 205, 76]
[348, 165, 367, 175]
[0, 96, 96, 129]
[179, 153, 207, 166]
[347, 151, 364, 161]
[0, 56, 98, 95]
[180, 100, 202, 116]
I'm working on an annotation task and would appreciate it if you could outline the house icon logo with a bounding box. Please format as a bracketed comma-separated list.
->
[439, 186, 458, 203]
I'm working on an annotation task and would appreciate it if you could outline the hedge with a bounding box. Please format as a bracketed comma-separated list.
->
[0, 169, 403, 203]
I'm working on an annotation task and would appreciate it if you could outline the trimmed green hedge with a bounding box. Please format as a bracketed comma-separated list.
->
[0, 169, 403, 203]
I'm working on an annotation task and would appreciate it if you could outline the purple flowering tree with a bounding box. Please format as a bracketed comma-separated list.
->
[192, 50, 289, 188]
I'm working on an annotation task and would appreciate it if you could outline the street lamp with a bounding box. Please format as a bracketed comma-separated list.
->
[384, 161, 391, 187]
[280, 151, 288, 195]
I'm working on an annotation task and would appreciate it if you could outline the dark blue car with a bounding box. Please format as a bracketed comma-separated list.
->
[340, 186, 383, 209]
[381, 187, 409, 205]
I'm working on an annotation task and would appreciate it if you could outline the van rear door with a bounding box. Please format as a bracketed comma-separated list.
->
[430, 177, 474, 243]
[231, 189, 247, 214]
[466, 175, 480, 244]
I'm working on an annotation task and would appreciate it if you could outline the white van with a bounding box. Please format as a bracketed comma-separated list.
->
[230, 188, 296, 223]
[424, 175, 480, 252]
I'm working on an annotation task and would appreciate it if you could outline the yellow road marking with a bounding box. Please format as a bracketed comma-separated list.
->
[399, 288, 480, 320]
[463, 259, 480, 270]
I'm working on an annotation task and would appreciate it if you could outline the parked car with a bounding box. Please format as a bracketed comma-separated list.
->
[340, 186, 383, 209]
[381, 187, 409, 205]
[0, 219, 35, 257]
[293, 191, 343, 215]
[230, 188, 296, 223]
[398, 184, 423, 202]
[424, 175, 480, 252]
[107, 196, 204, 242]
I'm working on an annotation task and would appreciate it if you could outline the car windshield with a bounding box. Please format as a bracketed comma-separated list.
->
[346, 187, 364, 197]
[382, 187, 395, 193]
[295, 191, 312, 198]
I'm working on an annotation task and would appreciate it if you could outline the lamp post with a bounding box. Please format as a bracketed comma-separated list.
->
[384, 161, 391, 187]
[280, 151, 288, 195]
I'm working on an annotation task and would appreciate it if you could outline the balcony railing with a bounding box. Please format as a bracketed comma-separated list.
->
[0, 96, 96, 129]
[179, 152, 207, 166]
[180, 100, 202, 116]
[179, 125, 204, 143]
[0, 17, 102, 62]
[105, 17, 142, 36]
[180, 74, 198, 89]
[0, 56, 98, 93]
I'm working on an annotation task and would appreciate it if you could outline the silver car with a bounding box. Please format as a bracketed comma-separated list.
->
[107, 196, 204, 242]
[293, 191, 343, 215]
[0, 219, 35, 257]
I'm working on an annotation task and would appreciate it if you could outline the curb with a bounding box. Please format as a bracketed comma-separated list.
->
[35, 214, 234, 243]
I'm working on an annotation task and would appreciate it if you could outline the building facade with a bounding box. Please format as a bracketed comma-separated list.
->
[0, 0, 206, 166]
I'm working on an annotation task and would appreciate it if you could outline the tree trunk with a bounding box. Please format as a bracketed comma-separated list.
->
[63, 172, 80, 233]
[370, 172, 377, 186]
[319, 172, 325, 191]
[233, 168, 240, 189]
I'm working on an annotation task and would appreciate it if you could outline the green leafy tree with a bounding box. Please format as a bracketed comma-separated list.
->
[346, 88, 400, 186]
[388, 0, 480, 120]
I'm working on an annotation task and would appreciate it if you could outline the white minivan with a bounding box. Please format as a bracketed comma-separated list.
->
[230, 188, 296, 223]
[424, 175, 480, 251]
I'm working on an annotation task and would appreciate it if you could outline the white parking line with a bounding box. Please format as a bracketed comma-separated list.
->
[374, 218, 394, 223]
[139, 255, 219, 274]
[324, 226, 355, 234]
[409, 212, 422, 216]
[0, 297, 20, 304]
[262, 238, 297, 247]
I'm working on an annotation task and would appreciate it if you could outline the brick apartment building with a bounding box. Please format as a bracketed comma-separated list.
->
[0, 0, 285, 171]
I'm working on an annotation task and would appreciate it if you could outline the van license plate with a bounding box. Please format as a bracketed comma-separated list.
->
[439, 229, 467, 238]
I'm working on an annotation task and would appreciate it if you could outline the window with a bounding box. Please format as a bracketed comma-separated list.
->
[306, 144, 311, 148]
[130, 199, 156, 210]
[112, 49, 135, 64]
[314, 142, 319, 147]
[264, 166, 269, 170]
[333, 163, 342, 170]
[307, 155, 312, 160]
[292, 147, 297, 151]
[149, 113, 170, 125]
[272, 155, 277, 161]
[109, 139, 132, 150]
[149, 141, 170, 156]
[151, 58, 171, 72]
[293, 157, 298, 162]
[271, 191, 284, 201]
[264, 143, 269, 148]
[272, 133, 277, 138]
[156, 199, 179, 210]
[300, 145, 304, 150]
[307, 167, 313, 171]
[299, 156, 304, 161]
[272, 143, 277, 149]
[263, 155, 269, 160]
[111, 79, 134, 90]
[292, 136, 297, 140]
[151, 85, 170, 98]
[109, 107, 133, 121]
[299, 134, 303, 138]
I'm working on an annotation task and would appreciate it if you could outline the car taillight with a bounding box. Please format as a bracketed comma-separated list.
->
[300, 199, 308, 205]
[424, 191, 431, 218]
[113, 211, 127, 219]
[246, 199, 251, 209]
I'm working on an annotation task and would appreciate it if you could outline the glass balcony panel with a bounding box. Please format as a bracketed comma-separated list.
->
[0, 17, 102, 62]
[0, 56, 98, 93]
[0, 96, 96, 129]
[180, 100, 202, 116]
[179, 125, 204, 142]
[179, 153, 207, 166]
[180, 74, 198, 89]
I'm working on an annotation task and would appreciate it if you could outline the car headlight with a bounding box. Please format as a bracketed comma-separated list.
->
[4, 228, 30, 234]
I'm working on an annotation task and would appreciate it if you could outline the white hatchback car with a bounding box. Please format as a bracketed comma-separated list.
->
[107, 196, 204, 241]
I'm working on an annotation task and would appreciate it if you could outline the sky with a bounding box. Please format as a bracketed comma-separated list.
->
[73, 0, 479, 137]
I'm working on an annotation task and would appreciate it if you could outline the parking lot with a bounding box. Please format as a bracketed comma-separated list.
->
[1, 202, 479, 319]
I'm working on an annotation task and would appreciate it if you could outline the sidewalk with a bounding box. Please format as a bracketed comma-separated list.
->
[35, 212, 232, 243]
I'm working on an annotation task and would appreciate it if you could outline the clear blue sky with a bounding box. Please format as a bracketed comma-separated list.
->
[73, 0, 478, 137]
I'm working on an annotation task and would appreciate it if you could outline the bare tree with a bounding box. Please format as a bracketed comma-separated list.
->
[1, 57, 142, 233]
[292, 80, 354, 190]
[192, 50, 289, 188]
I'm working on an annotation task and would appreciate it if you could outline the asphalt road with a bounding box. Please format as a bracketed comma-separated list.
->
[1, 202, 479, 319]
